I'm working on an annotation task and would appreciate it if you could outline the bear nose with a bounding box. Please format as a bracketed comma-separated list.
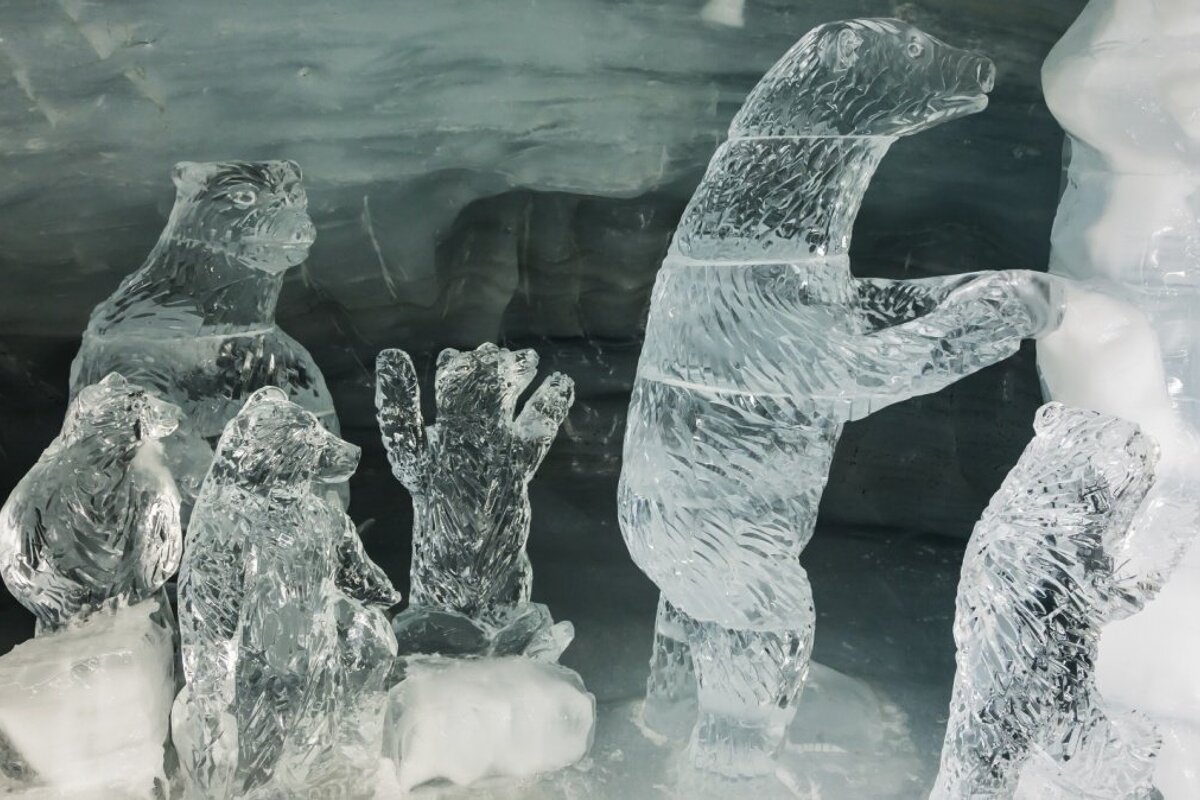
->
[976, 58, 996, 93]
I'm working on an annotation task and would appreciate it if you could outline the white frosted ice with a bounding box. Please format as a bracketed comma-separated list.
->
[69, 160, 342, 511]
[0, 600, 173, 798]
[174, 387, 398, 799]
[0, 373, 182, 633]
[1041, 3, 1200, 794]
[932, 403, 1168, 799]
[382, 655, 595, 792]
[617, 17, 1061, 778]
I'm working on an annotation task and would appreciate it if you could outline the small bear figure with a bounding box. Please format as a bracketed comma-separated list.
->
[931, 403, 1166, 800]
[0, 372, 183, 633]
[174, 387, 398, 800]
[70, 160, 341, 512]
[376, 343, 574, 621]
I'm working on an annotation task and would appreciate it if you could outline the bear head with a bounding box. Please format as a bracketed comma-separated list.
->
[434, 343, 538, 425]
[167, 160, 317, 274]
[210, 386, 360, 494]
[732, 18, 996, 138]
[61, 372, 182, 451]
[1023, 403, 1158, 611]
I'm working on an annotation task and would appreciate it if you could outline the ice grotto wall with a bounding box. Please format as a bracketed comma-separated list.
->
[0, 0, 1084, 573]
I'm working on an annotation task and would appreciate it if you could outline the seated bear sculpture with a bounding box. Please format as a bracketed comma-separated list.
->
[69, 160, 339, 511]
[932, 403, 1167, 800]
[174, 387, 398, 800]
[0, 372, 183, 633]
[617, 18, 1064, 777]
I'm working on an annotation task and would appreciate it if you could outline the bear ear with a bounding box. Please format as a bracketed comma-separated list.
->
[244, 386, 288, 409]
[1033, 402, 1066, 435]
[171, 161, 214, 194]
[436, 348, 461, 369]
[97, 372, 128, 390]
[833, 26, 863, 70]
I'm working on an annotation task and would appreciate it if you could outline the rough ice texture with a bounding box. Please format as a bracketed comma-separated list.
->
[931, 403, 1165, 800]
[0, 600, 174, 798]
[0, 373, 182, 633]
[617, 18, 1064, 778]
[391, 602, 574, 663]
[382, 655, 595, 792]
[1040, 4, 1200, 797]
[174, 387, 398, 800]
[68, 160, 337, 509]
[376, 344, 573, 620]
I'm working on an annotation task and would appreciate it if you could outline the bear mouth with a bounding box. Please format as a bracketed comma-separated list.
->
[932, 94, 989, 117]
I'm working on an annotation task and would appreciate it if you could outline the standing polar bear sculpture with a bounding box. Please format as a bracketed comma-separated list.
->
[617, 18, 1064, 776]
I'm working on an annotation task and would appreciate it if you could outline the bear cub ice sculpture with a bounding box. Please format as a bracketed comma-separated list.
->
[70, 160, 338, 511]
[0, 372, 183, 633]
[174, 387, 398, 800]
[932, 403, 1165, 800]
[376, 343, 573, 622]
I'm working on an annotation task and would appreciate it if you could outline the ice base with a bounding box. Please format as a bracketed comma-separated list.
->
[0, 600, 174, 799]
[391, 661, 920, 799]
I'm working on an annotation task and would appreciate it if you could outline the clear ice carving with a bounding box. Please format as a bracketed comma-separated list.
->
[69, 160, 340, 511]
[0, 372, 182, 633]
[616, 18, 1064, 776]
[1041, 5, 1200, 795]
[174, 387, 399, 800]
[0, 600, 175, 798]
[382, 655, 595, 792]
[931, 403, 1174, 800]
[375, 343, 574, 620]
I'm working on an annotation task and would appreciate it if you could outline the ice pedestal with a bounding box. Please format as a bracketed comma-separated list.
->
[0, 600, 173, 798]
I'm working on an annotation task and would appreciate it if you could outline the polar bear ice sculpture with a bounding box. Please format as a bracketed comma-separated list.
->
[617, 18, 1064, 776]
[932, 403, 1171, 799]
[70, 160, 338, 510]
[0, 372, 182, 633]
[174, 387, 398, 800]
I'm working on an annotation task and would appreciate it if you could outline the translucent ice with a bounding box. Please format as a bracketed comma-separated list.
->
[391, 601, 575, 662]
[931, 403, 1169, 800]
[174, 387, 398, 799]
[0, 372, 182, 633]
[376, 344, 574, 620]
[381, 655, 595, 792]
[0, 599, 174, 798]
[617, 18, 1062, 776]
[69, 160, 340, 511]
[1041, 5, 1200, 794]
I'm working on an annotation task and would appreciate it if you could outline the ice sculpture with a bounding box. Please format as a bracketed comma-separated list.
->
[0, 600, 175, 798]
[375, 343, 573, 619]
[931, 403, 1172, 799]
[1041, 5, 1200, 795]
[0, 372, 182, 633]
[382, 656, 595, 792]
[617, 18, 1065, 776]
[174, 387, 399, 800]
[69, 160, 339, 510]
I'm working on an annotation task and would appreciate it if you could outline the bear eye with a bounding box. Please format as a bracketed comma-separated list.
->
[906, 40, 926, 60]
[229, 188, 258, 209]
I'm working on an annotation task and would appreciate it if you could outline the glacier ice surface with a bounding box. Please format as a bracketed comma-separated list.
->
[174, 386, 398, 799]
[618, 17, 1063, 778]
[0, 599, 174, 798]
[0, 372, 182, 633]
[1041, 3, 1200, 795]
